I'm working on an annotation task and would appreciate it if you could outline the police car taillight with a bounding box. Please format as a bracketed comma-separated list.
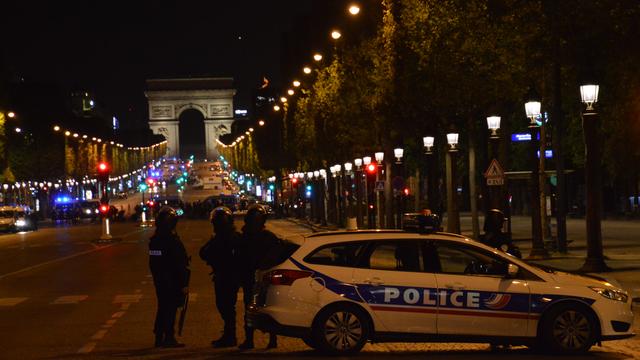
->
[264, 269, 312, 286]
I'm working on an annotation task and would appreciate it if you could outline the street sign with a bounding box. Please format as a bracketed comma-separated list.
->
[484, 158, 505, 186]
[375, 181, 385, 192]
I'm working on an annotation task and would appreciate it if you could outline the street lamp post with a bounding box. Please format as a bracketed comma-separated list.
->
[363, 156, 374, 228]
[394, 147, 404, 229]
[354, 158, 363, 228]
[446, 133, 461, 233]
[486, 116, 503, 210]
[525, 100, 548, 258]
[579, 84, 609, 272]
[375, 151, 384, 228]
[423, 136, 435, 210]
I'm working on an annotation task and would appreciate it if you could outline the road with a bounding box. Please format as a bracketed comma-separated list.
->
[0, 216, 638, 359]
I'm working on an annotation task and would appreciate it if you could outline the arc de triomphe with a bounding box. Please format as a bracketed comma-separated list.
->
[145, 77, 235, 159]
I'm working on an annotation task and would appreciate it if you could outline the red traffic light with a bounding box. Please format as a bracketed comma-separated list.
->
[99, 204, 109, 214]
[366, 163, 377, 174]
[291, 178, 298, 184]
[403, 187, 410, 196]
[147, 200, 155, 207]
[98, 162, 109, 172]
[146, 178, 156, 186]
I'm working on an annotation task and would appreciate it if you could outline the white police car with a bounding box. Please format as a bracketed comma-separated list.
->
[248, 230, 635, 355]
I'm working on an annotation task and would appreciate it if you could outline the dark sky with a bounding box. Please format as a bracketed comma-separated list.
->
[1, 1, 312, 126]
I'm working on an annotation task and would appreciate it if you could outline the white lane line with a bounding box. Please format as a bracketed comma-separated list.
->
[0, 245, 114, 280]
[77, 342, 97, 354]
[91, 329, 108, 340]
[113, 294, 142, 303]
[189, 293, 198, 303]
[111, 311, 126, 318]
[0, 297, 28, 306]
[51, 295, 89, 304]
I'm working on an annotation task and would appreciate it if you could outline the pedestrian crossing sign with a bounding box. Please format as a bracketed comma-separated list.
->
[484, 159, 505, 186]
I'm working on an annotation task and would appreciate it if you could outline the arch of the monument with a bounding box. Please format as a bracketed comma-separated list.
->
[145, 77, 235, 160]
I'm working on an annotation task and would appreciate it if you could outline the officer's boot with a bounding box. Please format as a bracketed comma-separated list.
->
[238, 326, 254, 349]
[212, 323, 237, 348]
[266, 333, 278, 349]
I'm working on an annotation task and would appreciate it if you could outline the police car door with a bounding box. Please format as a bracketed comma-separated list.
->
[432, 241, 530, 337]
[351, 239, 438, 334]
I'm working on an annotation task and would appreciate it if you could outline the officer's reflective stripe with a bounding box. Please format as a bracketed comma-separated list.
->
[149, 250, 162, 256]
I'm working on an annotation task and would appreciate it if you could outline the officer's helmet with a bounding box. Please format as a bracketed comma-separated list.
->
[484, 209, 506, 233]
[245, 204, 267, 228]
[156, 206, 178, 232]
[210, 206, 234, 230]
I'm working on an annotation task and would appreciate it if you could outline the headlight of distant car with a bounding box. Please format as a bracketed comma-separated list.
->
[15, 219, 26, 227]
[85, 209, 92, 215]
[589, 286, 629, 302]
[94, 209, 100, 214]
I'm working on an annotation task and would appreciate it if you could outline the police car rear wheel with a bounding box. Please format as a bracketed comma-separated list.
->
[543, 304, 596, 354]
[313, 304, 370, 355]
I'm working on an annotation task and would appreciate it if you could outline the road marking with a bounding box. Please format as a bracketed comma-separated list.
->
[189, 293, 198, 302]
[0, 245, 114, 280]
[111, 311, 126, 318]
[52, 295, 88, 304]
[0, 297, 28, 306]
[113, 294, 142, 303]
[77, 342, 97, 354]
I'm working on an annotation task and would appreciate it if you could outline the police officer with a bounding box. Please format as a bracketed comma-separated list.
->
[237, 204, 280, 349]
[199, 206, 242, 348]
[149, 206, 189, 348]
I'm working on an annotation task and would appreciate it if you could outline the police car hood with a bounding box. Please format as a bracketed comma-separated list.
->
[548, 270, 622, 289]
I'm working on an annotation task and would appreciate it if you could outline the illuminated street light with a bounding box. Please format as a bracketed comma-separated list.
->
[363, 156, 372, 166]
[280, 96, 287, 103]
[303, 66, 312, 74]
[293, 80, 301, 87]
[331, 30, 342, 40]
[15, 127, 21, 133]
[394, 148, 404, 163]
[487, 116, 501, 139]
[53, 125, 61, 131]
[525, 100, 541, 127]
[313, 53, 323, 62]
[287, 89, 294, 96]
[423, 136, 435, 154]
[273, 105, 281, 111]
[7, 112, 15, 118]
[446, 133, 459, 152]
[258, 120, 265, 126]
[249, 128, 254, 132]
[580, 84, 599, 110]
[348, 4, 361, 15]
[374, 151, 384, 163]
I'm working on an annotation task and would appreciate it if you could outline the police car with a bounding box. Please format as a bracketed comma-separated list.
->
[247, 230, 635, 355]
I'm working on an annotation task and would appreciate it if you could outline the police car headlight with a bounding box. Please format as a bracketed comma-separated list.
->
[15, 219, 26, 227]
[589, 287, 628, 302]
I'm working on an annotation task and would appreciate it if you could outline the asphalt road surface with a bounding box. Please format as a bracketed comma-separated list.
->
[0, 218, 637, 359]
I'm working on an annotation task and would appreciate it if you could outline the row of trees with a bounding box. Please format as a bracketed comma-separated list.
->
[257, 0, 640, 219]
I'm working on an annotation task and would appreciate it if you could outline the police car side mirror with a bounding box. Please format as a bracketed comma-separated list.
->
[506, 263, 519, 278]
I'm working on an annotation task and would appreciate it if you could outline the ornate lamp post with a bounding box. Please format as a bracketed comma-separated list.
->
[486, 116, 503, 211]
[394, 147, 404, 229]
[334, 164, 343, 226]
[579, 84, 609, 272]
[445, 133, 460, 233]
[363, 156, 374, 228]
[374, 152, 384, 228]
[525, 99, 548, 258]
[423, 136, 435, 210]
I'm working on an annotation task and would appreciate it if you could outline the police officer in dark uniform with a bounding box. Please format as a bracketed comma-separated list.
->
[149, 206, 189, 348]
[199, 206, 242, 348]
[237, 204, 281, 349]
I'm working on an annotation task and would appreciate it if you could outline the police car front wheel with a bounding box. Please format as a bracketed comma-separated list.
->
[542, 303, 597, 354]
[312, 304, 370, 355]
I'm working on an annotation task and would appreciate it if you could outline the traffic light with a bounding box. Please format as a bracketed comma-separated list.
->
[403, 187, 410, 196]
[366, 163, 377, 175]
[146, 177, 156, 187]
[97, 162, 110, 182]
[99, 203, 109, 215]
[139, 183, 148, 192]
[291, 178, 298, 186]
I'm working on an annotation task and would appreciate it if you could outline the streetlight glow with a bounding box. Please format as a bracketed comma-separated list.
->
[15, 127, 21, 133]
[313, 53, 323, 61]
[287, 89, 294, 96]
[331, 30, 342, 40]
[423, 136, 435, 154]
[394, 148, 404, 163]
[273, 105, 280, 111]
[354, 158, 362, 168]
[293, 80, 301, 87]
[53, 125, 61, 131]
[280, 97, 287, 103]
[7, 112, 15, 118]
[344, 162, 353, 172]
[487, 116, 501, 138]
[258, 120, 265, 126]
[447, 133, 459, 151]
[525, 101, 541, 126]
[303, 66, 312, 74]
[363, 156, 372, 166]
[375, 152, 384, 163]
[348, 4, 361, 15]
[580, 84, 599, 110]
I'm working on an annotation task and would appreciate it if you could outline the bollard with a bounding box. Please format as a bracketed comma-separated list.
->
[100, 217, 112, 241]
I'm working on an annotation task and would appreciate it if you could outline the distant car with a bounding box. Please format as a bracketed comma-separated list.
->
[248, 230, 635, 355]
[0, 206, 37, 232]
[154, 196, 185, 216]
[77, 200, 100, 220]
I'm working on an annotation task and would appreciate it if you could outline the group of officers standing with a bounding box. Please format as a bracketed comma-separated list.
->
[148, 203, 281, 349]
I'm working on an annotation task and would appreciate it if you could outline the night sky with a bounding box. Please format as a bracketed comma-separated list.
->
[1, 1, 312, 127]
